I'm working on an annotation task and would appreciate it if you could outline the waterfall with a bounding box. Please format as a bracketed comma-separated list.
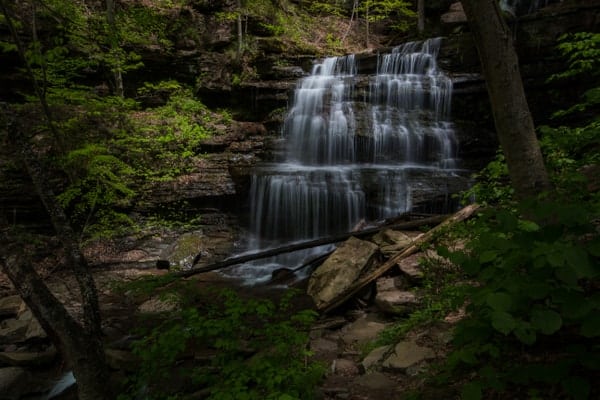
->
[229, 38, 464, 283]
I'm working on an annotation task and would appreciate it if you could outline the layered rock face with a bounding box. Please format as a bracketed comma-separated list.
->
[1, 0, 599, 236]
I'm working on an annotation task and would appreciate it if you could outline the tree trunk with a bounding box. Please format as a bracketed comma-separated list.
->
[236, 0, 243, 60]
[460, 0, 550, 198]
[417, 0, 425, 33]
[0, 252, 110, 400]
[106, 0, 124, 97]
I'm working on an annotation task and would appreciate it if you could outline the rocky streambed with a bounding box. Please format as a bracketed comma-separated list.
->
[0, 211, 467, 399]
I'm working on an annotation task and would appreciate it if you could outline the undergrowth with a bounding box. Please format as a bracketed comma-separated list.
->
[119, 287, 325, 400]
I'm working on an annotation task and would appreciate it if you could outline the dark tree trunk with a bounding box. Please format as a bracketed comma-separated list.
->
[460, 0, 550, 198]
[0, 132, 112, 400]
[417, 0, 425, 33]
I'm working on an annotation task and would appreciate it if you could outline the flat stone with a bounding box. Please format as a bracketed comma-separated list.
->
[375, 290, 420, 315]
[339, 315, 388, 347]
[355, 371, 397, 390]
[396, 253, 424, 280]
[0, 347, 57, 367]
[382, 340, 435, 372]
[309, 337, 339, 355]
[0, 296, 22, 318]
[332, 358, 359, 376]
[361, 345, 392, 371]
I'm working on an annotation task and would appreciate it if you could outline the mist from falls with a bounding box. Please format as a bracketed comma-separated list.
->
[227, 38, 463, 283]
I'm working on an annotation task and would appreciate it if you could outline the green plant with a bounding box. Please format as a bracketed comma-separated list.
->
[437, 199, 599, 399]
[57, 144, 136, 238]
[123, 289, 325, 400]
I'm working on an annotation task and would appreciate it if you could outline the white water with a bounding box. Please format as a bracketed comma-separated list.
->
[225, 38, 463, 284]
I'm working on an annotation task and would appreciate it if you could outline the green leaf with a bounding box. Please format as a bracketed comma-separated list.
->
[486, 292, 513, 312]
[514, 322, 537, 345]
[479, 250, 498, 264]
[518, 220, 540, 232]
[581, 312, 600, 337]
[530, 309, 562, 335]
[525, 283, 551, 300]
[564, 245, 596, 278]
[461, 381, 483, 400]
[562, 376, 591, 400]
[491, 311, 516, 335]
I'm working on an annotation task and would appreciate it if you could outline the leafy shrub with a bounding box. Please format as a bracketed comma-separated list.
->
[437, 199, 599, 399]
[123, 289, 325, 400]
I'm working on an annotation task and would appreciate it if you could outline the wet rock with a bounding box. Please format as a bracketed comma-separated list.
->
[375, 278, 421, 315]
[382, 340, 435, 372]
[307, 237, 379, 309]
[160, 231, 205, 271]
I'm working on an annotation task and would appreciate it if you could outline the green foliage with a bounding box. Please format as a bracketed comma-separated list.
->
[123, 289, 325, 400]
[438, 198, 599, 399]
[374, 243, 470, 348]
[358, 0, 416, 31]
[549, 32, 600, 120]
[57, 144, 136, 237]
[461, 152, 514, 206]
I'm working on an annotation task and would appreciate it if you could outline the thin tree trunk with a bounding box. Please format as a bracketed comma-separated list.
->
[236, 0, 243, 60]
[365, 1, 370, 47]
[417, 0, 425, 33]
[106, 0, 123, 97]
[460, 0, 550, 198]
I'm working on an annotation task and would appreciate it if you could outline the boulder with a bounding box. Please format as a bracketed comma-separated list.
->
[160, 231, 205, 271]
[372, 229, 414, 256]
[361, 345, 392, 371]
[331, 358, 360, 376]
[307, 237, 379, 309]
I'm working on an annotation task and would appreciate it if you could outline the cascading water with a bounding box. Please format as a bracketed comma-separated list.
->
[227, 38, 464, 283]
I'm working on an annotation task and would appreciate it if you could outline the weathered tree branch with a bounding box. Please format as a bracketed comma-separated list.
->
[320, 204, 481, 313]
[176, 213, 449, 279]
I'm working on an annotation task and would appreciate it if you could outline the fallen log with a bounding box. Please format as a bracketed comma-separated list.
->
[320, 204, 481, 313]
[174, 213, 449, 279]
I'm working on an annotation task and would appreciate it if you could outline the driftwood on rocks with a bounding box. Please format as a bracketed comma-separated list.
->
[174, 213, 449, 279]
[320, 204, 481, 313]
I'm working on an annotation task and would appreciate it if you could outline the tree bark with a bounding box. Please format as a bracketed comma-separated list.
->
[417, 0, 425, 33]
[106, 0, 124, 97]
[460, 0, 550, 199]
[0, 133, 111, 400]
